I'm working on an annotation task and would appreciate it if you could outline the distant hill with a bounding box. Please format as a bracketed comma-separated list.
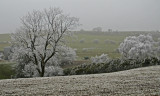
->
[0, 65, 159, 95]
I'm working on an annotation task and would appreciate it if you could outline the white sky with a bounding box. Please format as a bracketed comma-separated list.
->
[0, 0, 160, 33]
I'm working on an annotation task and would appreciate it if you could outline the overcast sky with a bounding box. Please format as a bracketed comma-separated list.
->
[0, 0, 159, 33]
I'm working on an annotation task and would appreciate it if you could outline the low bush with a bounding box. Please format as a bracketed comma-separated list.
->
[93, 39, 99, 44]
[80, 39, 85, 43]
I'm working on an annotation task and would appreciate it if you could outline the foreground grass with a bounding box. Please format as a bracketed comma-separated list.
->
[0, 66, 159, 95]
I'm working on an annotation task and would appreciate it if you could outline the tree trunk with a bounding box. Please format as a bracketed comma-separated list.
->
[40, 63, 45, 77]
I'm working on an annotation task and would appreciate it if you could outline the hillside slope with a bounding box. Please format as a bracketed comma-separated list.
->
[0, 66, 160, 96]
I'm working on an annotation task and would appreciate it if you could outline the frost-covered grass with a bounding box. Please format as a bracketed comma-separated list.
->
[0, 66, 160, 95]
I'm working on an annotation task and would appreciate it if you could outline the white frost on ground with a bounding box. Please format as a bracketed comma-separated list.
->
[0, 66, 160, 95]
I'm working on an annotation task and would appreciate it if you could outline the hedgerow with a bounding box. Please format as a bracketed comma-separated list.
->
[64, 57, 160, 75]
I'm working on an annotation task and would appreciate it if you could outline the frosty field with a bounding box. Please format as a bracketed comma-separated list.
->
[0, 65, 160, 95]
[1, 31, 159, 59]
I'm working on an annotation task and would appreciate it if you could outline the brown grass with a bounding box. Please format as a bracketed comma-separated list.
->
[0, 66, 160, 96]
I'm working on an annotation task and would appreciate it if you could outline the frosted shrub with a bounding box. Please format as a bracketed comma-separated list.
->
[119, 34, 155, 60]
[92, 27, 102, 32]
[155, 45, 160, 59]
[80, 39, 85, 43]
[0, 53, 4, 60]
[82, 48, 95, 52]
[154, 38, 160, 59]
[23, 63, 39, 77]
[44, 66, 63, 77]
[93, 39, 99, 44]
[64, 57, 160, 75]
[114, 48, 119, 53]
[91, 54, 110, 64]
[57, 46, 77, 66]
[110, 40, 116, 44]
[105, 40, 116, 44]
[82, 48, 88, 52]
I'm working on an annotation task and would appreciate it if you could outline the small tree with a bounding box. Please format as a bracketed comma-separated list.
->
[11, 7, 79, 77]
[79, 39, 85, 43]
[118, 34, 155, 60]
[93, 39, 99, 44]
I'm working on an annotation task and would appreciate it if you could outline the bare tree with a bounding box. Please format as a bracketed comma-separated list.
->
[11, 8, 79, 77]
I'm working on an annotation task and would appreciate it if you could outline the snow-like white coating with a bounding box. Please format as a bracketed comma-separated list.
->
[0, 66, 159, 95]
[119, 34, 155, 60]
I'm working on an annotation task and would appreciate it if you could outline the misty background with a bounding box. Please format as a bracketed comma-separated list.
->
[0, 0, 159, 33]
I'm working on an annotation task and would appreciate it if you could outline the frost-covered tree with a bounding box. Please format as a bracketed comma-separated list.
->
[93, 39, 99, 44]
[12, 46, 76, 78]
[119, 34, 155, 60]
[11, 7, 79, 77]
[79, 39, 85, 43]
[91, 54, 110, 64]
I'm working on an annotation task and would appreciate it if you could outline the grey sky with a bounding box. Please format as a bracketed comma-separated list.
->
[0, 0, 159, 33]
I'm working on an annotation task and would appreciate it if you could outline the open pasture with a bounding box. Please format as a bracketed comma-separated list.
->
[0, 34, 10, 51]
[66, 31, 160, 59]
[0, 31, 160, 59]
